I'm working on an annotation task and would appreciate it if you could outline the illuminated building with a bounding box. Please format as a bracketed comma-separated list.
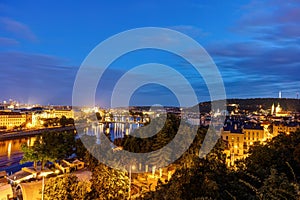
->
[0, 111, 27, 129]
[242, 124, 265, 150]
[271, 103, 275, 115]
[221, 119, 267, 166]
[31, 109, 74, 127]
[0, 171, 13, 200]
[34, 109, 74, 119]
[271, 103, 290, 117]
[273, 122, 299, 136]
[52, 109, 74, 119]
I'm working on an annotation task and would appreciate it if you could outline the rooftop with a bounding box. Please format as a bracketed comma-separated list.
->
[0, 111, 25, 116]
[243, 124, 264, 130]
[7, 170, 32, 181]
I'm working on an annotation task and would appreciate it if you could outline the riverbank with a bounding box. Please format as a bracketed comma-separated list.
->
[1, 161, 33, 174]
[0, 126, 75, 141]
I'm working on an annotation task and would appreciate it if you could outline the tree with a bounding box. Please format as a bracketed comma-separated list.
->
[241, 131, 300, 182]
[44, 174, 91, 200]
[268, 124, 273, 134]
[20, 130, 75, 170]
[141, 128, 230, 200]
[21, 134, 52, 170]
[95, 112, 102, 121]
[88, 163, 129, 200]
[293, 143, 300, 166]
[235, 130, 300, 199]
[60, 116, 68, 127]
[148, 129, 172, 169]
[21, 143, 40, 170]
[259, 168, 298, 200]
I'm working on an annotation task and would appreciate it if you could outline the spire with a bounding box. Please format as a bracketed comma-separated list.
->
[279, 91, 282, 99]
[275, 103, 281, 114]
[271, 103, 275, 115]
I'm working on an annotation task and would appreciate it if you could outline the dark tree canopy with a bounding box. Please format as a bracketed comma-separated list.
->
[21, 130, 76, 170]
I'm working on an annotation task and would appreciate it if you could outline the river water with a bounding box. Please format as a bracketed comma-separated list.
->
[0, 121, 143, 174]
[0, 137, 36, 174]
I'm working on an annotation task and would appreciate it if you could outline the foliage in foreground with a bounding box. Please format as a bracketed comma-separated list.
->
[141, 130, 300, 200]
[44, 174, 91, 200]
[38, 114, 300, 200]
[21, 130, 75, 170]
[86, 163, 130, 200]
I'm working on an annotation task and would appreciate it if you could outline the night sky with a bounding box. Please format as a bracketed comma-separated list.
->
[0, 0, 299, 107]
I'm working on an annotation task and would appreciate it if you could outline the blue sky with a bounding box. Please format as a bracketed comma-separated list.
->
[0, 0, 299, 107]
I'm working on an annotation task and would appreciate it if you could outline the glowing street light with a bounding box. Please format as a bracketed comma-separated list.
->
[41, 175, 45, 200]
[128, 164, 136, 200]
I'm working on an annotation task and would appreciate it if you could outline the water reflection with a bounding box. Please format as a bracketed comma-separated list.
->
[0, 137, 35, 169]
[82, 122, 143, 143]
[7, 141, 11, 160]
[0, 121, 142, 170]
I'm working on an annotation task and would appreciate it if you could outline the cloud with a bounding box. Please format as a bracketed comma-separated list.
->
[233, 0, 300, 42]
[168, 25, 209, 38]
[179, 43, 300, 101]
[0, 51, 77, 104]
[192, 0, 300, 99]
[0, 37, 19, 46]
[207, 41, 266, 58]
[207, 36, 300, 79]
[0, 17, 37, 42]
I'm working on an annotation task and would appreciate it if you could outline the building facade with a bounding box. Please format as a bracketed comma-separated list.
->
[0, 111, 27, 129]
[273, 122, 299, 136]
[221, 118, 267, 166]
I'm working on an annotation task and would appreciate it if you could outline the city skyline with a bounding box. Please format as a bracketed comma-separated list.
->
[0, 0, 299, 107]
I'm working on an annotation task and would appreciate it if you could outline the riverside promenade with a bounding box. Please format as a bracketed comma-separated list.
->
[0, 126, 75, 141]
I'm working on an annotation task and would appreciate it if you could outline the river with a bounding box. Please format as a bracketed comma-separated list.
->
[0, 137, 36, 174]
[0, 121, 143, 174]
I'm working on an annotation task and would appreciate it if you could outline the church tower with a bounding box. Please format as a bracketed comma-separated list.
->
[275, 103, 282, 114]
[279, 91, 282, 99]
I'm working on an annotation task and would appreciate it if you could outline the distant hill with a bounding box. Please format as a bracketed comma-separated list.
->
[196, 98, 300, 113]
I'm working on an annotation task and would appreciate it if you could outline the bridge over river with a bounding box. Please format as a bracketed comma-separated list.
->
[0, 121, 143, 173]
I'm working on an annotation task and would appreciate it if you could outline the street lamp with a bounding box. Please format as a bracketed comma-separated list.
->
[41, 175, 45, 200]
[128, 165, 136, 200]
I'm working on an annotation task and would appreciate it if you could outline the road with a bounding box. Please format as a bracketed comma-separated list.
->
[0, 126, 75, 141]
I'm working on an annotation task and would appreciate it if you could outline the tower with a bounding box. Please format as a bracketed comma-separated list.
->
[275, 103, 281, 114]
[279, 91, 282, 99]
[271, 103, 275, 115]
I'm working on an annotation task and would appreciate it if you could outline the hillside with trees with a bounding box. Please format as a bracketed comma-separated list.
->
[196, 98, 300, 113]
[140, 130, 300, 200]
[34, 114, 300, 199]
